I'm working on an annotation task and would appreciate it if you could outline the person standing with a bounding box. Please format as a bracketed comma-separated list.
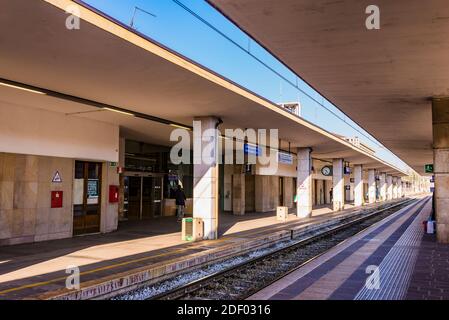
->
[175, 184, 186, 222]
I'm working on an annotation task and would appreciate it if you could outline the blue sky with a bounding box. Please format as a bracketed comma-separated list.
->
[82, 0, 411, 173]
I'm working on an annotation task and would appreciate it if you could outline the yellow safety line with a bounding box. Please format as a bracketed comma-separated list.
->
[0, 235, 236, 296]
[0, 243, 205, 296]
[0, 213, 344, 296]
[0, 224, 297, 296]
[1, 202, 401, 296]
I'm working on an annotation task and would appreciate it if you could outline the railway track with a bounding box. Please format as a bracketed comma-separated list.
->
[150, 197, 424, 301]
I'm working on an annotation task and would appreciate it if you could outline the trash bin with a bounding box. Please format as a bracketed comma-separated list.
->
[182, 218, 204, 241]
[427, 220, 435, 234]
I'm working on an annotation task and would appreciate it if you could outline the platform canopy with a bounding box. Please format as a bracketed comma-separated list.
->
[208, 0, 446, 174]
[0, 0, 405, 175]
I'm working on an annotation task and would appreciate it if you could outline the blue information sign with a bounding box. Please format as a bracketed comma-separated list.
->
[244, 143, 261, 156]
[278, 152, 293, 165]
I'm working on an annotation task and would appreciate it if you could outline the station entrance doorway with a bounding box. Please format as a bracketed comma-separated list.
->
[124, 172, 163, 220]
[73, 161, 102, 236]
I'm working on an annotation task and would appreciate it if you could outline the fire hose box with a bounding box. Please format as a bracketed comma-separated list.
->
[182, 218, 204, 241]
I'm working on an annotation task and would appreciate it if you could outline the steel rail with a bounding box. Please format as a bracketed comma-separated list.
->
[150, 198, 420, 300]
[247, 197, 430, 301]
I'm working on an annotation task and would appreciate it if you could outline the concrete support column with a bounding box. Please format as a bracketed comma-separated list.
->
[379, 173, 387, 201]
[386, 175, 393, 200]
[333, 159, 345, 211]
[398, 178, 403, 198]
[193, 117, 219, 240]
[368, 169, 376, 204]
[296, 148, 313, 218]
[433, 98, 449, 243]
[354, 165, 363, 207]
[392, 177, 398, 199]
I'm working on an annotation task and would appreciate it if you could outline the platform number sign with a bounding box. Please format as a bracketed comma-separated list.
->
[425, 164, 434, 173]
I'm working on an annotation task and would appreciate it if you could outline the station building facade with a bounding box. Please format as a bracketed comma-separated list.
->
[0, 105, 389, 246]
[0, 103, 119, 245]
[0, 106, 347, 247]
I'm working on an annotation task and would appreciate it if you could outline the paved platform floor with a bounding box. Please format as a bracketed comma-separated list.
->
[406, 233, 449, 300]
[249, 195, 435, 300]
[0, 200, 401, 299]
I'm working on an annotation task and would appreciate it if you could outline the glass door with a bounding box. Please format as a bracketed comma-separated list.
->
[73, 161, 102, 236]
[125, 176, 142, 220]
[142, 177, 152, 219]
[153, 177, 163, 217]
[124, 174, 163, 220]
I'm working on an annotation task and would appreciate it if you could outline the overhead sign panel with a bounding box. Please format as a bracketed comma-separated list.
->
[244, 143, 261, 156]
[278, 151, 293, 165]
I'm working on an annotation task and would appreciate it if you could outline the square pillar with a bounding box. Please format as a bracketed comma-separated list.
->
[433, 98, 449, 243]
[193, 117, 220, 240]
[354, 165, 363, 207]
[379, 173, 387, 201]
[386, 175, 393, 200]
[368, 169, 376, 204]
[398, 178, 403, 198]
[296, 148, 312, 218]
[392, 177, 398, 199]
[333, 159, 345, 211]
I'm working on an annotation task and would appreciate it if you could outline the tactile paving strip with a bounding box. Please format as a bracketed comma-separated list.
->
[354, 199, 431, 300]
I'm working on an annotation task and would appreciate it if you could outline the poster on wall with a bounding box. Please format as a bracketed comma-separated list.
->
[87, 179, 99, 204]
[73, 179, 84, 205]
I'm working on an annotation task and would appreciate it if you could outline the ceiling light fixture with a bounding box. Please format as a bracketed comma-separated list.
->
[103, 107, 135, 117]
[0, 80, 46, 95]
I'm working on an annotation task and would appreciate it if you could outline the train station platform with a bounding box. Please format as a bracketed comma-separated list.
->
[249, 195, 441, 300]
[0, 199, 407, 300]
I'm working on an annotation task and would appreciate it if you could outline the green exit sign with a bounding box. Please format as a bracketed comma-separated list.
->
[425, 164, 434, 173]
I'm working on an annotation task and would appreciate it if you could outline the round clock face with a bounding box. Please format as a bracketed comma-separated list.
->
[322, 166, 332, 176]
